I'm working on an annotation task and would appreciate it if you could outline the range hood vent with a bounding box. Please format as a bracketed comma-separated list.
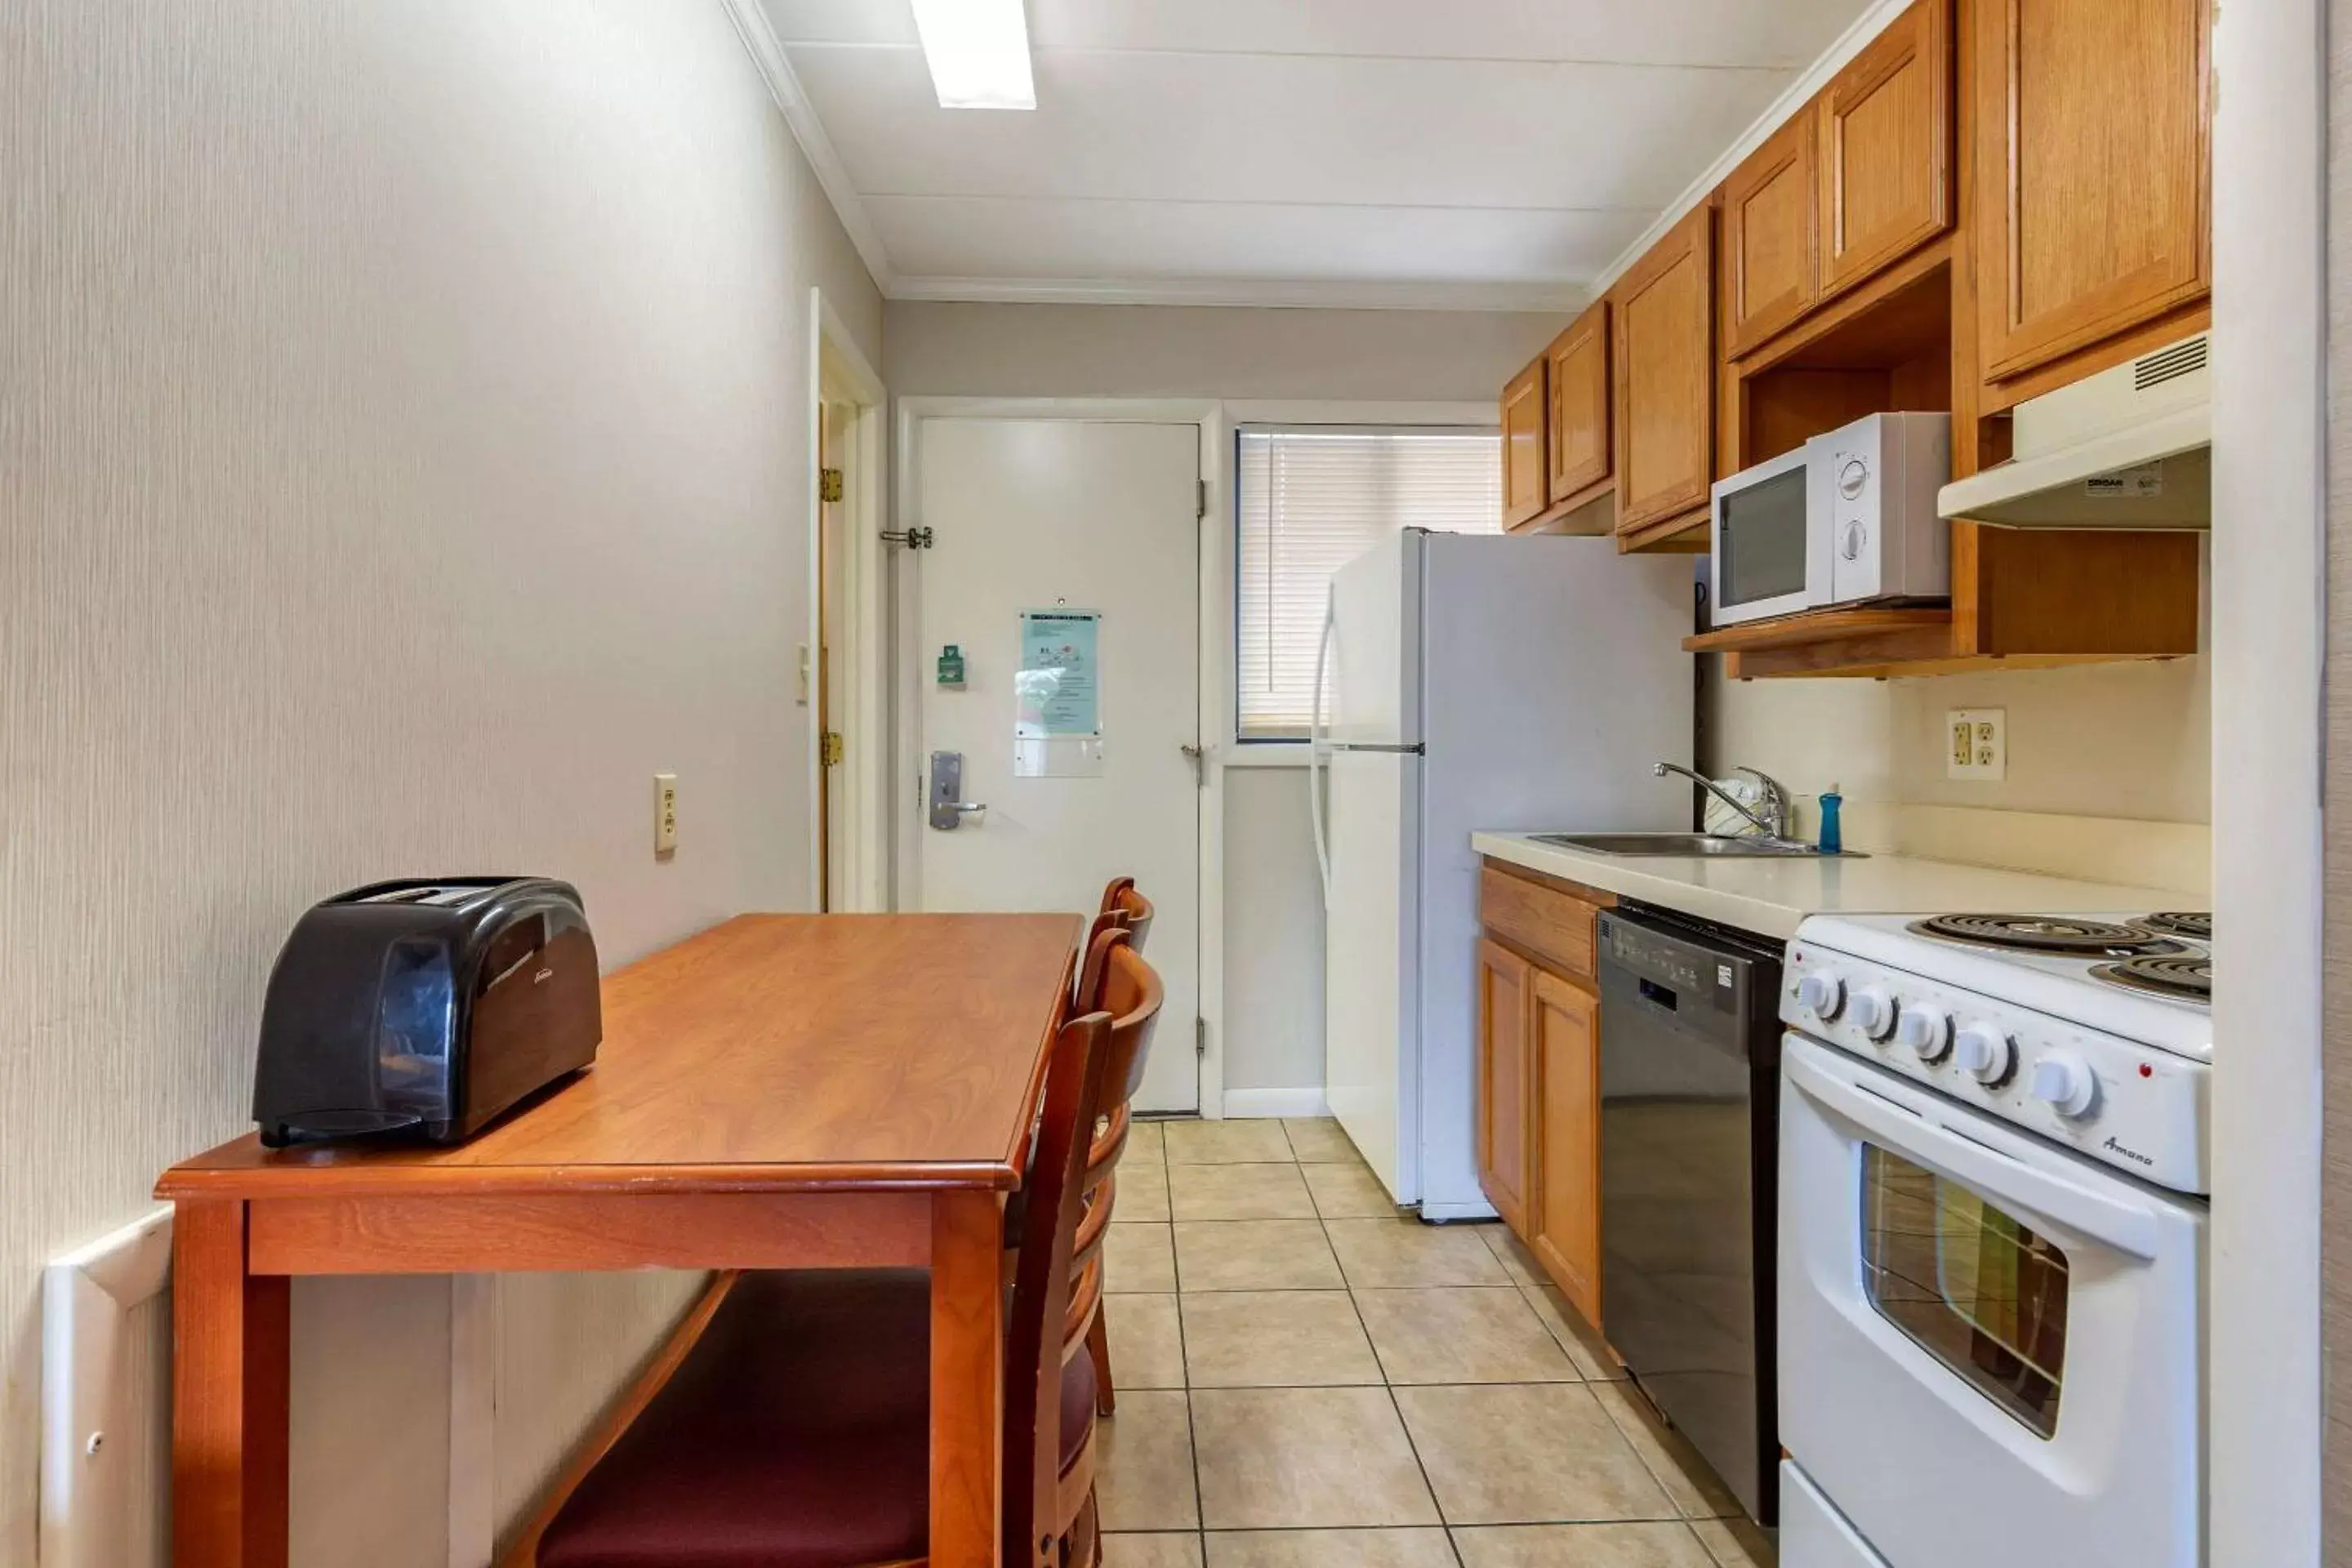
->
[1939, 332, 2211, 528]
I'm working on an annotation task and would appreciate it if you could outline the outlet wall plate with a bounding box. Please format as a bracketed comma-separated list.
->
[654, 773, 679, 853]
[1945, 709, 2007, 782]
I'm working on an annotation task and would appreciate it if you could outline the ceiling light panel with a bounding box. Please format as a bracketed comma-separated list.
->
[910, 0, 1036, 110]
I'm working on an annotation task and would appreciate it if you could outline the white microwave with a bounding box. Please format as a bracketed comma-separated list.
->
[1708, 411, 1952, 627]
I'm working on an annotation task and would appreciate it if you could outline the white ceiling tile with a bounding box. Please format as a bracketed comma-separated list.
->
[749, 0, 1882, 296]
[866, 194, 1646, 285]
[760, 0, 1868, 69]
[787, 45, 1788, 211]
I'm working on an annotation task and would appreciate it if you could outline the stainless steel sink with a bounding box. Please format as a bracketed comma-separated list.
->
[1530, 831, 1860, 858]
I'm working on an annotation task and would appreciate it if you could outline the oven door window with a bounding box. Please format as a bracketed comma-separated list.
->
[1715, 466, 1810, 611]
[1860, 1144, 2069, 1439]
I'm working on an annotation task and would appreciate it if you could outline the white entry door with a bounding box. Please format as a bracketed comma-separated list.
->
[909, 418, 1201, 1113]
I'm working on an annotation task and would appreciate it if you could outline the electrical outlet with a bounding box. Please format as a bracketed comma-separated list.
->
[1945, 709, 2007, 782]
[653, 773, 679, 853]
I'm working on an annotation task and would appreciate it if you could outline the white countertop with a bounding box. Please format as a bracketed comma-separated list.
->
[1472, 831, 2198, 942]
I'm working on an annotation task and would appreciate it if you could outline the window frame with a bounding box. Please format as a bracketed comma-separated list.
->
[1227, 410, 1504, 756]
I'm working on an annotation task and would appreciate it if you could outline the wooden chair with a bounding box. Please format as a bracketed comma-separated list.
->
[1067, 930, 1162, 1419]
[1075, 878, 1154, 1013]
[519, 960, 1161, 1568]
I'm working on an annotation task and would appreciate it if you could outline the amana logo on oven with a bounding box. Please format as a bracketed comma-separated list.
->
[2101, 1134, 2155, 1168]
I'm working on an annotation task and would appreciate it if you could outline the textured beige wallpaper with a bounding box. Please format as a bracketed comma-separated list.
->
[0, 1, 880, 1560]
[2325, 0, 2352, 1550]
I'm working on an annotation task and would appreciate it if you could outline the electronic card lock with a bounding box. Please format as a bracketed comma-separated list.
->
[929, 751, 987, 831]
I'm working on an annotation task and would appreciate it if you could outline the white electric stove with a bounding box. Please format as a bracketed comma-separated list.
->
[1775, 911, 2211, 1568]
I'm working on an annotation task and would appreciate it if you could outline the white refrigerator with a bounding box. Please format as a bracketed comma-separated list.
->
[1312, 530, 1695, 1218]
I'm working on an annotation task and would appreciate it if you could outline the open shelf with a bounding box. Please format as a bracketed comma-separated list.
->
[1684, 523, 2202, 679]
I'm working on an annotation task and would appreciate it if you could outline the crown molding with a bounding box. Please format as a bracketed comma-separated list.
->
[719, 0, 898, 294]
[884, 274, 1589, 314]
[1584, 0, 1920, 299]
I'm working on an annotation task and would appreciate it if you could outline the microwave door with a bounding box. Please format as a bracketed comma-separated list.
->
[1709, 447, 1824, 626]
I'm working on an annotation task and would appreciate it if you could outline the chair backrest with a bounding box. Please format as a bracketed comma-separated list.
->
[1004, 962, 1160, 1567]
[1061, 939, 1165, 1360]
[1076, 883, 1153, 1014]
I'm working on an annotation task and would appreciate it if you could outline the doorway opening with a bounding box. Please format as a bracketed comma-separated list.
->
[808, 290, 886, 912]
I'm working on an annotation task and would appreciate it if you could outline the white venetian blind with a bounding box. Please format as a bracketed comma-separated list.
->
[1235, 425, 1503, 741]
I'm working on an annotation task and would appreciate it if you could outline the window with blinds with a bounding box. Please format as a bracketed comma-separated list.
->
[1235, 425, 1503, 742]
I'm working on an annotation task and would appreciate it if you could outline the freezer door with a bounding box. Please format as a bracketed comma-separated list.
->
[1326, 530, 1421, 747]
[1323, 747, 1418, 1202]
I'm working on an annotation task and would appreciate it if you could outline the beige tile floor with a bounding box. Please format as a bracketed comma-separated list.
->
[1096, 1116, 1775, 1568]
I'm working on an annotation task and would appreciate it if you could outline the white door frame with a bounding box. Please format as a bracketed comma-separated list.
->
[893, 397, 1228, 1118]
[808, 287, 888, 911]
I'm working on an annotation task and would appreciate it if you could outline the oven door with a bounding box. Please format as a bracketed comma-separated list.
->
[1708, 445, 1824, 626]
[1779, 1036, 2205, 1568]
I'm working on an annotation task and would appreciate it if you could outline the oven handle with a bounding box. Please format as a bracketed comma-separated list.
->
[1786, 1044, 2163, 1260]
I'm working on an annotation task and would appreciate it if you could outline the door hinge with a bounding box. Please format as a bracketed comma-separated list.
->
[881, 525, 934, 550]
[1196, 1017, 1207, 1057]
[818, 466, 844, 503]
[820, 730, 844, 767]
[1197, 479, 1209, 519]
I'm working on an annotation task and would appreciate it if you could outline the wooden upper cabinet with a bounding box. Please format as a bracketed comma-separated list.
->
[1612, 204, 1717, 538]
[1477, 938, 1534, 1233]
[1721, 114, 1818, 357]
[1501, 357, 1548, 529]
[1544, 301, 1611, 504]
[1973, 0, 2211, 381]
[1529, 969, 1602, 1328]
[1818, 0, 1951, 300]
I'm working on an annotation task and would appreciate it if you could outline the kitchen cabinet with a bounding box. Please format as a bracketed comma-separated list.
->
[1971, 0, 2210, 383]
[1479, 862, 1610, 1330]
[1530, 969, 1602, 1325]
[1611, 203, 1717, 545]
[1477, 938, 1534, 1234]
[1817, 0, 1950, 300]
[1500, 358, 1548, 529]
[1544, 302, 1612, 509]
[1721, 114, 1818, 358]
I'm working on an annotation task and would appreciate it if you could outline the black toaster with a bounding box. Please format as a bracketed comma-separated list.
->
[252, 877, 601, 1148]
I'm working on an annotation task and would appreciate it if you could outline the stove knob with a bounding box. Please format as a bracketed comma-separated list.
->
[1953, 1024, 2016, 1085]
[1796, 972, 1845, 1018]
[1847, 988, 1897, 1041]
[2029, 1051, 2098, 1118]
[1895, 1005, 1953, 1061]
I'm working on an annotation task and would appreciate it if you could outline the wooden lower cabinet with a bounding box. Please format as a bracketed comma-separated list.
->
[1476, 938, 1535, 1234]
[1477, 860, 1610, 1334]
[1528, 969, 1602, 1327]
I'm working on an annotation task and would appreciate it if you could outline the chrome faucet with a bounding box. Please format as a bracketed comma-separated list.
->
[1654, 761, 1795, 842]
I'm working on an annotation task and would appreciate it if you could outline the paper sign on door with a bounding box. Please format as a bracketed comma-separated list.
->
[1014, 608, 1105, 777]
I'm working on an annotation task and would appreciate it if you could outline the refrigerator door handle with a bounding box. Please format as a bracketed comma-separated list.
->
[1307, 589, 1335, 908]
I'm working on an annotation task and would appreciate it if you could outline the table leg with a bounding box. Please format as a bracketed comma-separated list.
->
[930, 1189, 1005, 1568]
[173, 1200, 290, 1568]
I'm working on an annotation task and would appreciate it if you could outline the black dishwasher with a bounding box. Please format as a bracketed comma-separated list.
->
[1597, 903, 1782, 1526]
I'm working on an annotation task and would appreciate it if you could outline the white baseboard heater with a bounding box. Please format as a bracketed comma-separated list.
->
[43, 1208, 174, 1568]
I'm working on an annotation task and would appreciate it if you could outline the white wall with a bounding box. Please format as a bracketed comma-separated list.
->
[1705, 654, 2212, 827]
[0, 2, 881, 1561]
[885, 301, 1550, 1108]
[885, 301, 1559, 403]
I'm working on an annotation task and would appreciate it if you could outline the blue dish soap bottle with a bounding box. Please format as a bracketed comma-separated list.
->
[1817, 783, 1844, 855]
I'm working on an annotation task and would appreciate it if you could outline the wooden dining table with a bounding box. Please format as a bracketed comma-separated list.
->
[156, 911, 1082, 1568]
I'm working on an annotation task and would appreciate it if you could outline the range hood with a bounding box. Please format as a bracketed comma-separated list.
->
[1938, 332, 2210, 527]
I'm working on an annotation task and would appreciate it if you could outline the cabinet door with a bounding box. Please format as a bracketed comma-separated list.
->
[1545, 302, 1612, 505]
[1720, 113, 1817, 357]
[1500, 357, 1548, 529]
[1973, 0, 2210, 381]
[1477, 938, 1534, 1233]
[1530, 969, 1602, 1327]
[1818, 0, 1951, 299]
[1612, 204, 1717, 537]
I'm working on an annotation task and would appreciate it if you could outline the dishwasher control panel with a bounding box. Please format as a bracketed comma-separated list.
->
[1781, 941, 2208, 1196]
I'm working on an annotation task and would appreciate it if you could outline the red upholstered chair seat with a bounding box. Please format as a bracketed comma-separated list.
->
[537, 1270, 1097, 1568]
